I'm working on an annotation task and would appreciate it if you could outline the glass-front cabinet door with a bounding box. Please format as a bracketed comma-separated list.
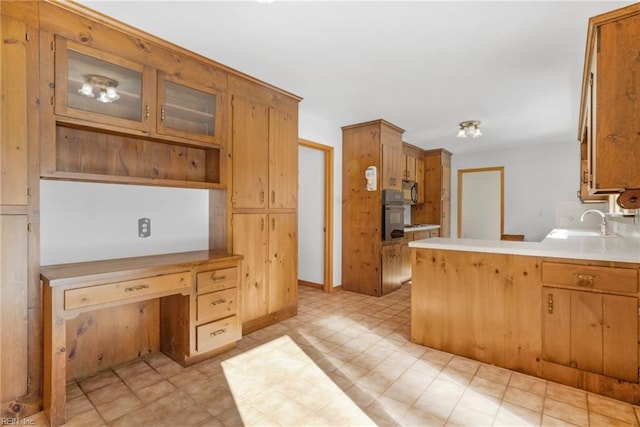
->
[157, 73, 222, 144]
[54, 37, 151, 131]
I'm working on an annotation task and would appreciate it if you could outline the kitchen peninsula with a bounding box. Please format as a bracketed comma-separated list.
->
[409, 230, 640, 404]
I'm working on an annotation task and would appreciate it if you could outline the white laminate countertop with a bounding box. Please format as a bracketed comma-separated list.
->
[409, 228, 640, 263]
[404, 224, 440, 232]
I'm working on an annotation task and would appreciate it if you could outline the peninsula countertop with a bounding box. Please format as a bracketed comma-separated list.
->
[409, 228, 640, 263]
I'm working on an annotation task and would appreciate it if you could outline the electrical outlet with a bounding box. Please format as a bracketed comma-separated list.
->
[138, 218, 151, 238]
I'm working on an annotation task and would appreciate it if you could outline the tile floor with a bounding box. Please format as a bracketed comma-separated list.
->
[20, 284, 640, 427]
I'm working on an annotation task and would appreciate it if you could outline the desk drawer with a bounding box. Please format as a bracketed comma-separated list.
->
[197, 288, 237, 322]
[196, 315, 240, 352]
[64, 272, 190, 310]
[197, 267, 237, 293]
[542, 262, 637, 294]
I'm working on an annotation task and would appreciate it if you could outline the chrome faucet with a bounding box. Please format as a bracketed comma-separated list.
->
[580, 209, 607, 235]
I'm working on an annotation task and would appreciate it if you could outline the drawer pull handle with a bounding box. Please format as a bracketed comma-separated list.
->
[548, 293, 554, 314]
[575, 273, 595, 287]
[211, 328, 227, 337]
[210, 299, 227, 306]
[125, 284, 149, 292]
[211, 275, 226, 282]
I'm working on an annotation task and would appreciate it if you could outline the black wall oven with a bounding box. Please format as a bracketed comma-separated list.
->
[382, 189, 404, 241]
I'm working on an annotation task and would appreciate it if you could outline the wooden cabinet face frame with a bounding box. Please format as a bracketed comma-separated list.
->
[157, 72, 223, 144]
[54, 37, 152, 132]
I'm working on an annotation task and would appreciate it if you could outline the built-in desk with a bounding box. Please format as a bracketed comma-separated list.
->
[41, 250, 242, 427]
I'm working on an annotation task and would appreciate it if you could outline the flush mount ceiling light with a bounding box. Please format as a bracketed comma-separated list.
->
[456, 120, 482, 138]
[77, 74, 121, 103]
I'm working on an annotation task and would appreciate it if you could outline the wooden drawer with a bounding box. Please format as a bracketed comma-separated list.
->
[64, 272, 190, 310]
[197, 267, 237, 293]
[542, 262, 638, 294]
[196, 315, 240, 352]
[197, 287, 237, 322]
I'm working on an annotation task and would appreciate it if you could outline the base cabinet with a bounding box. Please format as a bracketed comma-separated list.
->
[232, 213, 297, 332]
[382, 243, 403, 295]
[541, 261, 639, 383]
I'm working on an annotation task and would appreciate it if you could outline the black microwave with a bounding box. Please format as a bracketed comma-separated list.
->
[402, 180, 418, 205]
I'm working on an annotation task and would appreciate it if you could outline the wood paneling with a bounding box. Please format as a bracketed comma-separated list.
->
[269, 109, 298, 209]
[0, 215, 29, 402]
[268, 213, 297, 313]
[412, 149, 452, 237]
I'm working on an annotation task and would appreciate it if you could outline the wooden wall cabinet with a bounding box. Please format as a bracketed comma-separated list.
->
[578, 4, 640, 193]
[228, 75, 300, 333]
[341, 119, 406, 296]
[541, 261, 638, 383]
[412, 148, 452, 237]
[0, 1, 41, 419]
[39, 4, 229, 190]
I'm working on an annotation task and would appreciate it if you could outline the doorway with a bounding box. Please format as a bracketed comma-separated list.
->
[458, 167, 504, 239]
[298, 139, 333, 293]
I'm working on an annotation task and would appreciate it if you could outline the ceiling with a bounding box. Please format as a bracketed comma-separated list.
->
[80, 0, 634, 153]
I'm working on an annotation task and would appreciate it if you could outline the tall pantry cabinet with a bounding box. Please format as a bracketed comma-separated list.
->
[412, 148, 452, 237]
[0, 1, 40, 417]
[228, 76, 300, 334]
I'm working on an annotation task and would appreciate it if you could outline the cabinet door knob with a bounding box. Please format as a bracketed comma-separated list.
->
[160, 106, 166, 122]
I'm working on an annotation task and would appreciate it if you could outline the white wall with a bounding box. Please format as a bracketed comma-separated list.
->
[451, 141, 579, 242]
[298, 107, 343, 287]
[40, 180, 210, 265]
[298, 146, 325, 284]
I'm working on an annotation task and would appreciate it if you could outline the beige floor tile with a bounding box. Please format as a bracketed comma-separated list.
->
[356, 371, 395, 394]
[146, 390, 195, 420]
[122, 370, 163, 392]
[438, 366, 474, 387]
[142, 352, 173, 369]
[494, 401, 542, 426]
[456, 389, 501, 417]
[363, 343, 396, 360]
[77, 370, 121, 394]
[167, 367, 207, 389]
[421, 348, 454, 365]
[94, 393, 143, 423]
[401, 407, 446, 427]
[337, 361, 372, 381]
[134, 379, 176, 405]
[413, 391, 459, 421]
[468, 375, 507, 399]
[367, 394, 411, 420]
[87, 382, 129, 407]
[545, 381, 587, 410]
[317, 394, 371, 425]
[107, 406, 161, 427]
[447, 356, 481, 376]
[66, 394, 94, 420]
[396, 368, 436, 391]
[344, 384, 381, 409]
[587, 393, 638, 424]
[66, 381, 84, 401]
[503, 385, 545, 412]
[372, 359, 409, 381]
[509, 372, 547, 396]
[588, 411, 638, 427]
[350, 353, 384, 371]
[475, 363, 512, 385]
[163, 404, 213, 426]
[427, 377, 467, 402]
[447, 401, 496, 426]
[543, 397, 588, 427]
[382, 380, 425, 406]
[113, 360, 154, 380]
[362, 409, 397, 427]
[541, 414, 582, 426]
[63, 407, 105, 427]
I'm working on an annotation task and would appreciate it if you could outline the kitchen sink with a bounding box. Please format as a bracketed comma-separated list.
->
[545, 228, 618, 239]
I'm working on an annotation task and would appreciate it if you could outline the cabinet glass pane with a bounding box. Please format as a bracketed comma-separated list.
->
[163, 81, 215, 136]
[67, 50, 142, 121]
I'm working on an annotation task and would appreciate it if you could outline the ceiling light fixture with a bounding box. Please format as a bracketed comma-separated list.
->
[456, 120, 482, 138]
[77, 74, 121, 103]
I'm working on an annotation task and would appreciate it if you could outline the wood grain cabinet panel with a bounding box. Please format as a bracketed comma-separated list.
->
[197, 288, 237, 323]
[197, 267, 238, 293]
[411, 149, 451, 237]
[579, 6, 640, 193]
[196, 315, 241, 353]
[542, 261, 639, 383]
[267, 213, 297, 313]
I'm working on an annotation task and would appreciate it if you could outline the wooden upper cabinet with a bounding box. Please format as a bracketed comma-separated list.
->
[269, 108, 298, 210]
[579, 5, 640, 193]
[54, 36, 224, 146]
[1, 14, 33, 206]
[54, 37, 152, 133]
[157, 73, 223, 144]
[231, 96, 269, 209]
